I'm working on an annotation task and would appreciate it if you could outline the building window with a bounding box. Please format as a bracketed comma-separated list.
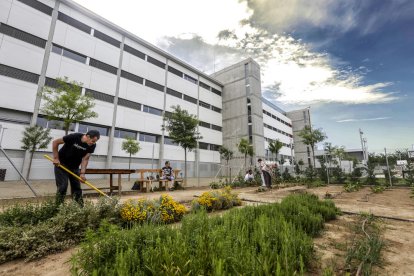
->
[0, 23, 46, 48]
[17, 0, 53, 15]
[139, 133, 157, 143]
[124, 44, 145, 60]
[145, 79, 164, 92]
[85, 89, 114, 104]
[93, 30, 120, 48]
[211, 87, 221, 96]
[199, 121, 210, 128]
[210, 144, 220, 151]
[78, 123, 108, 136]
[89, 58, 117, 74]
[183, 95, 197, 104]
[117, 98, 142, 110]
[164, 137, 177, 145]
[183, 74, 197, 84]
[58, 12, 91, 34]
[211, 124, 222, 132]
[147, 56, 166, 69]
[143, 105, 162, 116]
[37, 116, 75, 131]
[121, 70, 143, 84]
[52, 44, 87, 64]
[199, 101, 210, 109]
[199, 81, 210, 90]
[114, 128, 137, 139]
[0, 63, 39, 84]
[211, 106, 221, 113]
[166, 88, 182, 99]
[167, 66, 183, 77]
[199, 142, 209, 150]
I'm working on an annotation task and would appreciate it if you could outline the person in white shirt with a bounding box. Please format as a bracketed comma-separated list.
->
[244, 169, 254, 182]
[257, 158, 272, 188]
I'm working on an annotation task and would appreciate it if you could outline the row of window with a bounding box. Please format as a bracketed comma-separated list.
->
[35, 116, 220, 151]
[263, 109, 292, 127]
[199, 121, 222, 132]
[2, 13, 223, 100]
[166, 88, 221, 113]
[0, 63, 222, 133]
[264, 137, 292, 148]
[17, 0, 223, 98]
[263, 123, 293, 138]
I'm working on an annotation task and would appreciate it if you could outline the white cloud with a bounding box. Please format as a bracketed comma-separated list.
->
[72, 0, 251, 44]
[336, 117, 391, 123]
[72, 0, 397, 106]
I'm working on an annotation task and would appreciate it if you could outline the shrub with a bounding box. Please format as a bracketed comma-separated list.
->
[120, 194, 187, 224]
[193, 186, 241, 212]
[0, 198, 120, 263]
[0, 199, 59, 227]
[72, 193, 339, 275]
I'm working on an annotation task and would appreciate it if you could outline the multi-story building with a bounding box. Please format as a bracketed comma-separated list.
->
[0, 0, 311, 182]
[212, 59, 295, 171]
[0, 0, 223, 180]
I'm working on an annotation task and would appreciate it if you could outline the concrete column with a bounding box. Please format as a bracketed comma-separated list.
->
[22, 1, 60, 177]
[158, 59, 169, 168]
[105, 36, 125, 169]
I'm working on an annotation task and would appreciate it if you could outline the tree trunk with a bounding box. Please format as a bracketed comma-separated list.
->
[128, 153, 131, 181]
[26, 151, 34, 180]
[184, 148, 187, 187]
[311, 146, 316, 168]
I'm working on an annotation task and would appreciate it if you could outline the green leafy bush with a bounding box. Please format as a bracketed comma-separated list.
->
[72, 193, 339, 275]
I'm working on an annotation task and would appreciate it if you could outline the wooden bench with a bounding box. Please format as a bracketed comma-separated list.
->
[84, 168, 136, 195]
[135, 169, 183, 192]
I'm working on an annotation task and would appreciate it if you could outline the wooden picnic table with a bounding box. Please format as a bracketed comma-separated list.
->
[135, 168, 182, 192]
[85, 168, 136, 195]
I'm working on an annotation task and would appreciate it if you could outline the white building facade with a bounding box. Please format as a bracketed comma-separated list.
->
[0, 0, 223, 180]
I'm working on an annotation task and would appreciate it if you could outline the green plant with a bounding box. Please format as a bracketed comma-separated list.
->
[237, 138, 254, 168]
[298, 125, 327, 168]
[20, 126, 52, 179]
[371, 185, 385, 193]
[121, 137, 140, 181]
[163, 105, 201, 186]
[41, 77, 97, 135]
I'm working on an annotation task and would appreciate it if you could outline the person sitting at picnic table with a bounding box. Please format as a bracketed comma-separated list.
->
[161, 161, 175, 190]
[244, 169, 254, 182]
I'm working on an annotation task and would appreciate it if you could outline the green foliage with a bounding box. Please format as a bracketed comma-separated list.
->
[20, 125, 52, 178]
[163, 105, 201, 184]
[72, 193, 338, 275]
[371, 185, 386, 193]
[282, 167, 293, 182]
[344, 183, 361, 193]
[405, 160, 414, 186]
[41, 77, 97, 134]
[237, 138, 253, 168]
[219, 146, 233, 164]
[121, 137, 140, 179]
[0, 199, 58, 227]
[304, 166, 317, 184]
[298, 125, 327, 167]
[268, 139, 283, 162]
[332, 166, 346, 184]
[163, 105, 201, 151]
[0, 198, 120, 263]
[349, 167, 362, 184]
[364, 159, 378, 185]
[345, 214, 384, 275]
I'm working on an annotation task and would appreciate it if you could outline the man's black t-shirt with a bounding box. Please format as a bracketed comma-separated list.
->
[58, 133, 96, 169]
[162, 166, 173, 177]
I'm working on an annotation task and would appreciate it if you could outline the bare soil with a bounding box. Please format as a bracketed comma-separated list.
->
[1, 185, 413, 275]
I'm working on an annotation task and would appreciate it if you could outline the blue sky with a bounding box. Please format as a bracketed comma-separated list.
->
[74, 0, 414, 153]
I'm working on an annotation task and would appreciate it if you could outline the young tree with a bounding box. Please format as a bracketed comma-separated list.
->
[298, 159, 304, 171]
[334, 146, 347, 169]
[298, 125, 327, 168]
[163, 105, 201, 186]
[122, 137, 141, 181]
[268, 139, 283, 163]
[237, 138, 254, 168]
[21, 126, 52, 179]
[219, 146, 233, 182]
[41, 77, 97, 135]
